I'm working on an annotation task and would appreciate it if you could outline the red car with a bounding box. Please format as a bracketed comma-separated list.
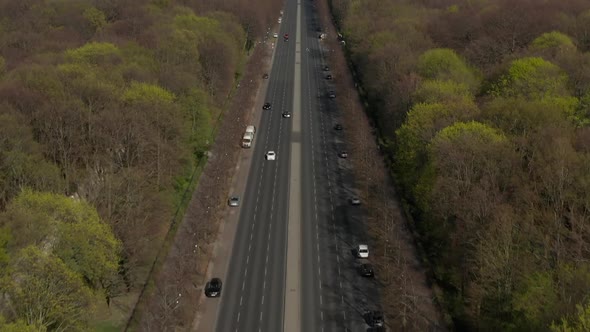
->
[284, 33, 289, 41]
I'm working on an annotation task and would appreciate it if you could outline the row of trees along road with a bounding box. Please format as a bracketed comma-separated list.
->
[330, 0, 590, 330]
[0, 0, 281, 330]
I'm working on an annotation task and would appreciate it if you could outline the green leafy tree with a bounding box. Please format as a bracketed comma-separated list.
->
[423, 122, 514, 309]
[551, 302, 590, 332]
[0, 113, 62, 208]
[65, 42, 121, 66]
[512, 271, 559, 331]
[10, 64, 66, 102]
[205, 11, 246, 51]
[395, 101, 479, 196]
[3, 246, 93, 331]
[154, 13, 205, 79]
[122, 82, 187, 187]
[470, 205, 523, 330]
[530, 31, 576, 52]
[482, 97, 578, 137]
[413, 79, 474, 104]
[198, 35, 239, 97]
[0, 227, 9, 269]
[490, 57, 569, 99]
[83, 7, 107, 33]
[123, 81, 174, 105]
[58, 64, 120, 113]
[576, 90, 590, 126]
[417, 48, 479, 91]
[574, 10, 590, 52]
[0, 315, 43, 332]
[179, 88, 214, 157]
[513, 264, 590, 331]
[6, 65, 85, 187]
[427, 121, 510, 217]
[1, 190, 121, 289]
[117, 42, 159, 83]
[173, 14, 220, 38]
[170, 13, 241, 97]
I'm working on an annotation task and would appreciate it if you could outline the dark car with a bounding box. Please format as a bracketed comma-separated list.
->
[358, 263, 374, 277]
[316, 27, 322, 32]
[284, 33, 289, 41]
[328, 91, 336, 99]
[323, 65, 330, 71]
[326, 74, 333, 80]
[205, 278, 222, 297]
[263, 73, 269, 79]
[366, 327, 386, 332]
[365, 310, 384, 327]
[263, 102, 272, 110]
[334, 124, 343, 130]
[338, 151, 348, 159]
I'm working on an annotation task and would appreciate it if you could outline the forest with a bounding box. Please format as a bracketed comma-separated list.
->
[0, 0, 279, 330]
[329, 0, 590, 330]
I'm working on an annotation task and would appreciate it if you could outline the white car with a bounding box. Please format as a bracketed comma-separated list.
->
[265, 151, 276, 160]
[273, 32, 278, 38]
[278, 17, 282, 24]
[357, 244, 369, 258]
[282, 111, 291, 118]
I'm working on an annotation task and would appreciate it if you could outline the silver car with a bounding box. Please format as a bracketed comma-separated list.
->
[228, 196, 240, 207]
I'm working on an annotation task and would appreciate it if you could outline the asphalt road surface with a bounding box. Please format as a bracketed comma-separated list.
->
[213, 0, 381, 330]
[214, 0, 297, 331]
[299, 1, 381, 331]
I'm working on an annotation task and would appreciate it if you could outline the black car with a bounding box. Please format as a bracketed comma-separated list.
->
[263, 73, 269, 79]
[326, 74, 333, 80]
[334, 124, 343, 130]
[338, 151, 348, 158]
[205, 278, 222, 297]
[366, 327, 386, 332]
[263, 102, 271, 110]
[316, 27, 322, 32]
[323, 65, 330, 71]
[358, 263, 374, 277]
[328, 91, 336, 99]
[365, 310, 384, 327]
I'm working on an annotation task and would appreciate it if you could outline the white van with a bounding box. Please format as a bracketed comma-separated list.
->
[246, 125, 256, 135]
[242, 132, 254, 148]
[242, 125, 256, 148]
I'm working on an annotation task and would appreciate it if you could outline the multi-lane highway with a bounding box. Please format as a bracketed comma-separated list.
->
[203, 0, 382, 331]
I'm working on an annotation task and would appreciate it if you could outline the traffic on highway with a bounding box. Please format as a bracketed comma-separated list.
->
[196, 0, 382, 330]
